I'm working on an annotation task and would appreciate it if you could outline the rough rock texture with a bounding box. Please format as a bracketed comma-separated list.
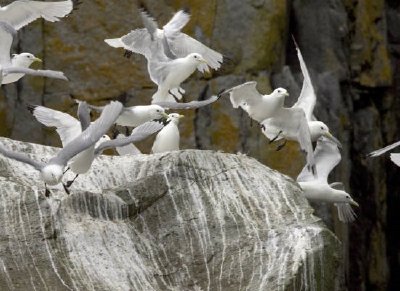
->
[0, 137, 341, 290]
[0, 0, 399, 290]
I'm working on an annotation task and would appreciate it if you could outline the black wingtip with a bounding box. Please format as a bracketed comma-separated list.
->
[291, 34, 299, 49]
[182, 7, 191, 14]
[112, 128, 121, 139]
[72, 0, 83, 12]
[217, 88, 227, 98]
[26, 104, 37, 114]
[137, 0, 150, 14]
[124, 50, 133, 59]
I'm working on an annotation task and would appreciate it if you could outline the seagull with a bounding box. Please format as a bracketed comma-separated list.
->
[223, 81, 289, 122]
[105, 8, 217, 103]
[297, 136, 359, 223]
[367, 139, 400, 167]
[152, 113, 183, 153]
[29, 101, 164, 189]
[0, 0, 78, 31]
[0, 21, 68, 84]
[0, 101, 123, 196]
[87, 93, 220, 127]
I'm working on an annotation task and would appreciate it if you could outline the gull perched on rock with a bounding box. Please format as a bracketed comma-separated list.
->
[0, 101, 123, 196]
[0, 22, 68, 84]
[367, 140, 400, 166]
[105, 8, 220, 103]
[152, 113, 184, 153]
[223, 81, 289, 123]
[0, 0, 78, 30]
[297, 136, 359, 223]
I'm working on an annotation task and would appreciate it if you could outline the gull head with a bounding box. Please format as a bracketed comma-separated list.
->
[167, 113, 184, 124]
[148, 105, 168, 120]
[95, 134, 111, 148]
[310, 121, 342, 147]
[40, 165, 64, 186]
[188, 53, 208, 65]
[273, 87, 289, 98]
[12, 53, 42, 67]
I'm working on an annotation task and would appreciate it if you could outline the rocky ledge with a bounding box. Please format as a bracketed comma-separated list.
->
[0, 137, 341, 290]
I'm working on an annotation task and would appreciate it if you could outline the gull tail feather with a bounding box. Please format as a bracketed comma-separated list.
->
[335, 203, 357, 223]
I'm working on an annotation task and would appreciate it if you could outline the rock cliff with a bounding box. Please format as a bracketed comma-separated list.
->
[0, 137, 340, 290]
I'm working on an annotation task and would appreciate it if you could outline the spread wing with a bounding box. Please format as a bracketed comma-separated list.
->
[76, 101, 91, 131]
[0, 0, 73, 30]
[154, 95, 219, 109]
[292, 39, 316, 121]
[297, 136, 341, 183]
[114, 134, 142, 156]
[225, 81, 262, 108]
[367, 140, 400, 157]
[262, 107, 316, 176]
[0, 143, 44, 170]
[28, 104, 81, 147]
[94, 121, 164, 155]
[49, 101, 123, 166]
[0, 22, 15, 66]
[2, 67, 68, 81]
[390, 153, 400, 167]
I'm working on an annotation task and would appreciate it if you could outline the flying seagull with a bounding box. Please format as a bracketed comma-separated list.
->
[0, 101, 123, 196]
[0, 21, 68, 84]
[223, 81, 289, 123]
[0, 0, 79, 31]
[297, 136, 359, 223]
[367, 139, 400, 167]
[105, 8, 220, 103]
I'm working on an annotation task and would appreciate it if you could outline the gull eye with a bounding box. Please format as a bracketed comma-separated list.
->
[320, 126, 324, 130]
[156, 110, 160, 112]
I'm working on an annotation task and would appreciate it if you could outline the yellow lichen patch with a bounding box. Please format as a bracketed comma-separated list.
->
[210, 103, 239, 153]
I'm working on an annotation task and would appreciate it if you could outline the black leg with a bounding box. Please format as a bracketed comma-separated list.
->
[276, 139, 287, 151]
[269, 130, 283, 144]
[66, 174, 79, 188]
[125, 126, 131, 136]
[44, 184, 50, 197]
[62, 184, 70, 195]
[168, 90, 178, 100]
[178, 88, 185, 95]
[63, 167, 70, 175]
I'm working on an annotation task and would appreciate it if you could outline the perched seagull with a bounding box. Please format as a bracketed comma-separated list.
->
[367, 139, 400, 167]
[88, 93, 220, 127]
[297, 136, 359, 223]
[223, 81, 289, 123]
[0, 0, 78, 30]
[0, 22, 68, 84]
[0, 101, 123, 196]
[105, 8, 217, 103]
[151, 113, 183, 153]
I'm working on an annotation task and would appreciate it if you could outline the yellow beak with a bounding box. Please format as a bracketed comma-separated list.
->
[33, 57, 42, 63]
[178, 114, 185, 119]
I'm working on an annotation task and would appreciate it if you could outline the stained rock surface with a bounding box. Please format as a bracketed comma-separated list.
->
[0, 137, 341, 290]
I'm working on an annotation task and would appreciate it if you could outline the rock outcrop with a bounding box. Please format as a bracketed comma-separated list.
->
[0, 137, 341, 290]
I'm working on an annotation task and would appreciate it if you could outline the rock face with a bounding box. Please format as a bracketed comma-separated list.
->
[0, 137, 341, 290]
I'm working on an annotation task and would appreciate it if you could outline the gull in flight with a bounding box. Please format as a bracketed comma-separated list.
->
[297, 136, 359, 223]
[28, 101, 164, 190]
[0, 0, 79, 30]
[223, 81, 289, 123]
[152, 113, 184, 153]
[105, 8, 221, 103]
[0, 101, 123, 196]
[114, 133, 142, 156]
[367, 140, 400, 167]
[87, 92, 221, 127]
[0, 22, 68, 84]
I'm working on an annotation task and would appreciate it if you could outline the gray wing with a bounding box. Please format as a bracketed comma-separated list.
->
[164, 11, 222, 73]
[148, 59, 173, 85]
[28, 104, 81, 147]
[292, 39, 316, 121]
[139, 8, 158, 39]
[76, 101, 91, 131]
[94, 121, 164, 155]
[2, 67, 68, 81]
[263, 107, 316, 175]
[114, 134, 142, 156]
[154, 95, 219, 109]
[0, 144, 44, 170]
[49, 101, 123, 166]
[0, 22, 15, 66]
[297, 136, 341, 183]
[225, 81, 262, 108]
[367, 140, 400, 157]
[0, 0, 73, 30]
